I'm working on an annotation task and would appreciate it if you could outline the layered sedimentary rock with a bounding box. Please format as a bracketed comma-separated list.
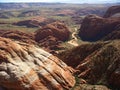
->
[78, 14, 120, 41]
[35, 21, 70, 42]
[0, 30, 35, 44]
[58, 41, 120, 88]
[0, 37, 75, 90]
[13, 18, 56, 28]
[104, 5, 120, 18]
[13, 20, 40, 27]
[102, 30, 120, 41]
[38, 36, 63, 54]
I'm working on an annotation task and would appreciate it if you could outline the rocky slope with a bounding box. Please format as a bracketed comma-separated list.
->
[13, 20, 40, 27]
[13, 18, 56, 28]
[0, 37, 75, 90]
[58, 40, 120, 89]
[75, 7, 107, 16]
[38, 36, 63, 54]
[0, 30, 35, 44]
[104, 5, 120, 18]
[0, 20, 70, 54]
[78, 14, 120, 41]
[0, 30, 62, 54]
[35, 21, 70, 41]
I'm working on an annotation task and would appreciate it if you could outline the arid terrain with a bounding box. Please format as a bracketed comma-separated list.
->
[0, 3, 120, 90]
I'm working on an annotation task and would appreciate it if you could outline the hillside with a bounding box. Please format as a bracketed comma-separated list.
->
[0, 3, 120, 90]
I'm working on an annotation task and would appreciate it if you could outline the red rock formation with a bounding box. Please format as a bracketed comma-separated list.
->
[35, 21, 70, 41]
[38, 36, 63, 54]
[78, 14, 120, 41]
[13, 18, 56, 27]
[0, 30, 64, 54]
[58, 41, 120, 88]
[0, 37, 75, 90]
[58, 42, 106, 68]
[0, 30, 35, 44]
[13, 20, 40, 27]
[104, 5, 120, 18]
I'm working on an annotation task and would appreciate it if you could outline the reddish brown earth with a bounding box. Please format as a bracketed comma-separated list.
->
[38, 36, 63, 54]
[35, 21, 70, 42]
[55, 9, 75, 16]
[0, 37, 75, 90]
[0, 30, 35, 44]
[13, 18, 56, 27]
[104, 5, 120, 18]
[78, 14, 120, 41]
[0, 30, 64, 54]
[58, 41, 120, 89]
[13, 20, 40, 27]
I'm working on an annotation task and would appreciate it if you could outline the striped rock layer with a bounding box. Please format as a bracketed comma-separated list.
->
[0, 37, 75, 90]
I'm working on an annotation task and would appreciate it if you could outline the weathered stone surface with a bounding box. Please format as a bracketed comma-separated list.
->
[78, 14, 120, 41]
[13, 18, 56, 28]
[73, 84, 110, 90]
[0, 37, 75, 90]
[13, 20, 39, 27]
[58, 41, 120, 89]
[104, 5, 120, 18]
[0, 30, 35, 44]
[35, 21, 70, 42]
[102, 30, 120, 41]
[38, 36, 63, 54]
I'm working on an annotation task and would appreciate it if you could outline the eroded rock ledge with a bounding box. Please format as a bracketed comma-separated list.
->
[0, 37, 75, 90]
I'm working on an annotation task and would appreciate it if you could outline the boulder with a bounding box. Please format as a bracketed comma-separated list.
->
[78, 14, 120, 41]
[0, 37, 75, 90]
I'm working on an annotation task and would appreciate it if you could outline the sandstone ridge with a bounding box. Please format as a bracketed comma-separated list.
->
[0, 37, 75, 90]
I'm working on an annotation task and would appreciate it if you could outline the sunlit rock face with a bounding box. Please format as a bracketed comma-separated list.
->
[0, 37, 75, 90]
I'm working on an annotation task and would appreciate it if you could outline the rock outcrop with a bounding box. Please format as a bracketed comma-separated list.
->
[58, 41, 120, 89]
[0, 30, 35, 44]
[0, 37, 75, 90]
[13, 20, 40, 27]
[35, 21, 70, 41]
[0, 30, 64, 54]
[38, 36, 63, 54]
[102, 30, 120, 41]
[78, 14, 120, 41]
[104, 5, 120, 18]
[75, 7, 106, 16]
[13, 18, 56, 28]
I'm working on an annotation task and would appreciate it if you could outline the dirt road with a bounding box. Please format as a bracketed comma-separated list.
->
[68, 28, 79, 46]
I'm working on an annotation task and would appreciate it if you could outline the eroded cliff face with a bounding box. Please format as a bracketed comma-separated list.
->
[104, 5, 120, 18]
[78, 14, 120, 41]
[35, 21, 70, 42]
[58, 41, 120, 89]
[0, 37, 75, 90]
